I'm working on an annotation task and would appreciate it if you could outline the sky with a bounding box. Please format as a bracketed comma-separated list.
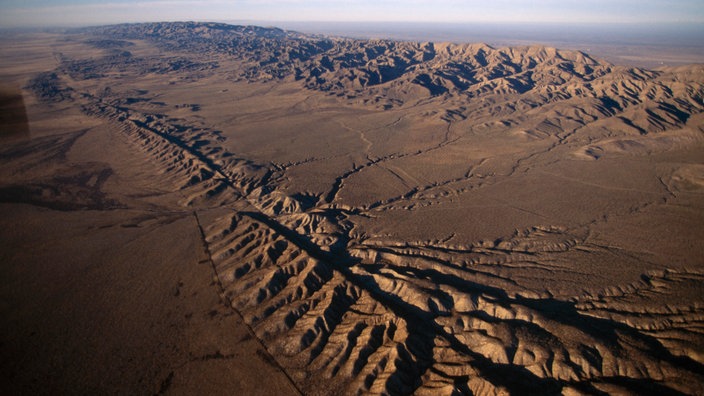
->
[1, 0, 703, 28]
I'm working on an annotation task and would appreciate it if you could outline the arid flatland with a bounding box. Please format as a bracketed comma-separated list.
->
[1, 22, 703, 395]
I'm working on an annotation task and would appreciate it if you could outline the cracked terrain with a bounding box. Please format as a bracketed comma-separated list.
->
[1, 22, 704, 395]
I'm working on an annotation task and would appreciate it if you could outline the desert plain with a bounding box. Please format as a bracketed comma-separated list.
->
[1, 22, 704, 395]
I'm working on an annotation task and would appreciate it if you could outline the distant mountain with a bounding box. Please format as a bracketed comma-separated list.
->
[11, 22, 704, 395]
[75, 22, 703, 134]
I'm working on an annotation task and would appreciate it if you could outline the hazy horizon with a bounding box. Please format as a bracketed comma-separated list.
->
[5, 19, 700, 67]
[1, 0, 703, 29]
[258, 20, 704, 68]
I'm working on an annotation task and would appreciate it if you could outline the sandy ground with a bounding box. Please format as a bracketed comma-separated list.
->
[1, 24, 703, 394]
[0, 205, 299, 395]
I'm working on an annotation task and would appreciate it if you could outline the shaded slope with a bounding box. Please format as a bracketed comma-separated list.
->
[7, 22, 704, 395]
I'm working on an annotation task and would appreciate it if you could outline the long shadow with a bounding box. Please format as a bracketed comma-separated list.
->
[241, 210, 568, 394]
[0, 85, 30, 140]
[66, 60, 701, 393]
[379, 260, 704, 392]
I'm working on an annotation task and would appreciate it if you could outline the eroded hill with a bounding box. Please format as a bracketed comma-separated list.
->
[2, 22, 704, 395]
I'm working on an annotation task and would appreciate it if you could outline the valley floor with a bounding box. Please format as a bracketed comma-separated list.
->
[1, 25, 703, 394]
